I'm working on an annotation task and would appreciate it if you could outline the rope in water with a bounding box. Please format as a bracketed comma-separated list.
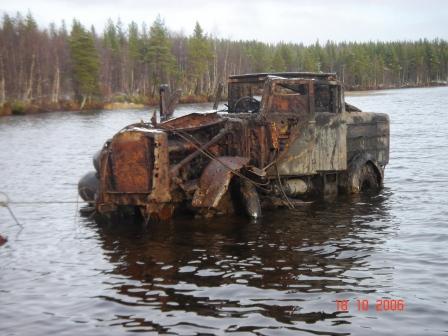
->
[0, 192, 22, 227]
[8, 201, 80, 204]
[0, 191, 80, 227]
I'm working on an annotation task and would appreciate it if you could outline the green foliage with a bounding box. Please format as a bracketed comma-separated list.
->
[24, 11, 37, 31]
[103, 19, 119, 52]
[278, 44, 297, 71]
[187, 22, 213, 87]
[146, 16, 176, 88]
[272, 48, 286, 72]
[2, 11, 448, 108]
[11, 100, 26, 115]
[128, 21, 140, 62]
[245, 41, 272, 72]
[69, 20, 100, 100]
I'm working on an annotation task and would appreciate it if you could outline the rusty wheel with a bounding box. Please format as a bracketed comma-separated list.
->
[350, 162, 381, 193]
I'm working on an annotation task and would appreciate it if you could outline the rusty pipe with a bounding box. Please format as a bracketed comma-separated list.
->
[168, 140, 197, 153]
[170, 127, 229, 177]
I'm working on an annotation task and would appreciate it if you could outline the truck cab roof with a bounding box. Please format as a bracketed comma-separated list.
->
[229, 72, 337, 83]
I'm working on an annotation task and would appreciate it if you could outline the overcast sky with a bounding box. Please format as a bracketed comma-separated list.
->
[2, 0, 448, 44]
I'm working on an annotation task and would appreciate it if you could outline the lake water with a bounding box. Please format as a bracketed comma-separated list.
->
[1, 87, 447, 335]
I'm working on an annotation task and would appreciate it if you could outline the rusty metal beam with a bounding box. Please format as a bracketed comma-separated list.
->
[169, 127, 230, 177]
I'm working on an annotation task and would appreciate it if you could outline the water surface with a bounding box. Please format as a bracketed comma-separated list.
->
[1, 87, 448, 335]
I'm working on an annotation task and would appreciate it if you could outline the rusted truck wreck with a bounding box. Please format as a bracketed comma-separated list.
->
[79, 72, 389, 221]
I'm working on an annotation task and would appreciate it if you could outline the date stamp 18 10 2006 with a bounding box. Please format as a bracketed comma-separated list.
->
[336, 299, 405, 312]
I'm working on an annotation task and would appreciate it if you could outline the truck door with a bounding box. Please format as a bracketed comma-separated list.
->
[263, 78, 316, 175]
[312, 82, 347, 172]
[265, 79, 346, 176]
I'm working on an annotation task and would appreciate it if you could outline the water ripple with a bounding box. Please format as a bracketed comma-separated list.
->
[1, 88, 448, 335]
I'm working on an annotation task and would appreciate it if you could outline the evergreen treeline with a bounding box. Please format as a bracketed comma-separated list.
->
[1, 12, 448, 112]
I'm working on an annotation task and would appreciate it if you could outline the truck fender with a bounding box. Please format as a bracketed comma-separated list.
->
[347, 152, 383, 193]
[192, 156, 253, 212]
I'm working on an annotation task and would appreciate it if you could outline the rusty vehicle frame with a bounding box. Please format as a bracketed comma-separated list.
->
[78, 72, 389, 222]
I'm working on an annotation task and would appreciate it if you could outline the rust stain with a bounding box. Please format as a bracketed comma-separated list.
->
[192, 156, 250, 209]
[80, 72, 390, 223]
[110, 132, 153, 193]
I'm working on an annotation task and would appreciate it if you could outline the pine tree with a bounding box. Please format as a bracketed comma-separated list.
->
[245, 41, 271, 73]
[69, 20, 100, 108]
[272, 47, 287, 72]
[2, 10, 448, 110]
[279, 44, 296, 71]
[128, 21, 141, 95]
[187, 22, 212, 94]
[146, 16, 176, 94]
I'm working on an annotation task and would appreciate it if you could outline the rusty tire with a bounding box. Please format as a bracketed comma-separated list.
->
[239, 180, 262, 218]
[349, 162, 381, 193]
[230, 178, 262, 218]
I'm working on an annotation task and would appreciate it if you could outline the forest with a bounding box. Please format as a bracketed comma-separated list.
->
[1, 12, 448, 115]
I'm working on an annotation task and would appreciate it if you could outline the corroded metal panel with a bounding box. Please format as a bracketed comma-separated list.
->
[161, 112, 223, 131]
[192, 156, 250, 209]
[99, 128, 171, 210]
[346, 112, 390, 166]
[273, 114, 347, 176]
[110, 132, 153, 193]
[150, 131, 171, 202]
[271, 95, 308, 114]
[273, 120, 317, 175]
[313, 114, 347, 171]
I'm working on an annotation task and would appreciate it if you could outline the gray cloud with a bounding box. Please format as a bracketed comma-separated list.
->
[2, 0, 447, 43]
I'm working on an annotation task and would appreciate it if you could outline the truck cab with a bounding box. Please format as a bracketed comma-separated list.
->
[226, 72, 388, 190]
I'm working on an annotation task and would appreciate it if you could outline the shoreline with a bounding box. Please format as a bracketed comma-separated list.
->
[1, 83, 446, 117]
[0, 94, 211, 117]
[0, 94, 212, 117]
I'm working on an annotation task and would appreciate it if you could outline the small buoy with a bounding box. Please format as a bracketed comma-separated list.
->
[0, 192, 9, 207]
[0, 234, 7, 246]
[78, 171, 99, 203]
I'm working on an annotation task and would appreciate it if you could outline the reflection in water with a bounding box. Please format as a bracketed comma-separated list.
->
[2, 87, 448, 335]
[91, 192, 393, 334]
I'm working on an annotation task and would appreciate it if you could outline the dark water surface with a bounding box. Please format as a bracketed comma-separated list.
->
[1, 87, 448, 335]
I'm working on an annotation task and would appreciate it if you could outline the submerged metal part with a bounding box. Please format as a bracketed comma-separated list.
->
[238, 179, 262, 218]
[192, 156, 250, 209]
